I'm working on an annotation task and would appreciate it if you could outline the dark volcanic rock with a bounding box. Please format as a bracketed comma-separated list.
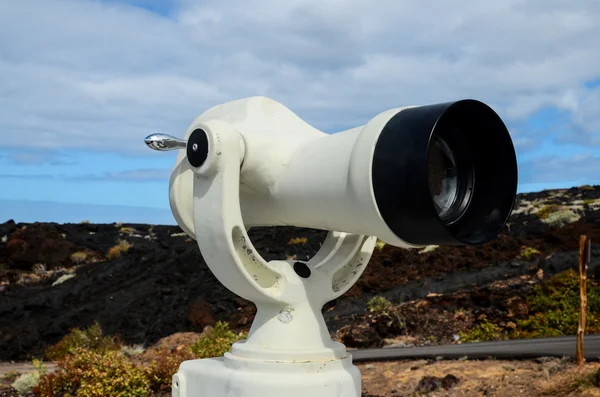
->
[337, 323, 383, 349]
[415, 374, 460, 393]
[3, 224, 78, 270]
[0, 186, 599, 360]
[0, 223, 327, 360]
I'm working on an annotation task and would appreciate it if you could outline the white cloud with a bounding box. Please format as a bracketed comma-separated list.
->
[3, 150, 74, 166]
[520, 152, 600, 184]
[0, 0, 599, 154]
[0, 168, 170, 182]
[65, 168, 171, 182]
[556, 85, 600, 146]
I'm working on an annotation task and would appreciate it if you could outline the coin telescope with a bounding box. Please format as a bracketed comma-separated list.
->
[145, 96, 518, 397]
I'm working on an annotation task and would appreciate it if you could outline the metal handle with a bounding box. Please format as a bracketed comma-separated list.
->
[144, 133, 187, 151]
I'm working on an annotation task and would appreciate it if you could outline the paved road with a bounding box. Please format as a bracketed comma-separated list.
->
[352, 335, 600, 362]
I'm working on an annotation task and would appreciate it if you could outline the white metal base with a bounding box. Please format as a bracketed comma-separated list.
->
[172, 353, 361, 397]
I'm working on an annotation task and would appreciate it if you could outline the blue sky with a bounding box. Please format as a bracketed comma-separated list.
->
[1, 0, 599, 225]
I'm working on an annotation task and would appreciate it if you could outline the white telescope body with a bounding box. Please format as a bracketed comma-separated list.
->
[169, 96, 517, 248]
[145, 96, 517, 397]
[169, 97, 411, 246]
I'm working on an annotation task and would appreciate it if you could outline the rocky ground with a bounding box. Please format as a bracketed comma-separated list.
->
[1, 185, 599, 366]
[2, 358, 599, 397]
[358, 358, 600, 397]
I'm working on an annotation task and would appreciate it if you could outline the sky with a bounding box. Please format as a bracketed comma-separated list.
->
[0, 0, 599, 225]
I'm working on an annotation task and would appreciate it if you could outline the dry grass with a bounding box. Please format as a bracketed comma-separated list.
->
[358, 359, 600, 397]
[287, 237, 308, 245]
[375, 239, 387, 251]
[107, 240, 131, 260]
[1, 358, 598, 396]
[70, 251, 88, 264]
[119, 227, 136, 235]
[538, 363, 600, 396]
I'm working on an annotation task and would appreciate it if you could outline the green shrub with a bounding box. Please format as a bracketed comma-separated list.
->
[12, 360, 46, 395]
[459, 318, 503, 342]
[190, 321, 246, 359]
[541, 209, 580, 228]
[36, 322, 247, 396]
[367, 296, 393, 315]
[70, 251, 88, 264]
[144, 347, 195, 393]
[121, 344, 145, 357]
[119, 227, 137, 235]
[537, 204, 561, 219]
[583, 199, 595, 206]
[12, 372, 41, 395]
[45, 322, 121, 361]
[520, 246, 541, 261]
[511, 269, 600, 339]
[366, 296, 405, 333]
[37, 348, 149, 397]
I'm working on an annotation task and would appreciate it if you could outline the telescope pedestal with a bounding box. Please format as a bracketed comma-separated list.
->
[172, 351, 360, 397]
[169, 119, 377, 397]
[173, 289, 363, 397]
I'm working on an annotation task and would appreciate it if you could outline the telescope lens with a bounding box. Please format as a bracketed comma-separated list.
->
[427, 135, 459, 218]
[427, 133, 473, 223]
[373, 99, 517, 245]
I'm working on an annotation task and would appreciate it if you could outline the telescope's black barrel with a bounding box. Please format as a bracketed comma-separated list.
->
[372, 99, 518, 246]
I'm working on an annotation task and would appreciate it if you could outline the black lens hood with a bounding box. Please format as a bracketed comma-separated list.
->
[372, 99, 518, 245]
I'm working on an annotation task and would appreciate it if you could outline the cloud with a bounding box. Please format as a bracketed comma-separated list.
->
[0, 0, 599, 157]
[5, 151, 75, 166]
[519, 153, 600, 184]
[0, 168, 169, 183]
[555, 85, 600, 146]
[65, 168, 171, 182]
[0, 174, 56, 180]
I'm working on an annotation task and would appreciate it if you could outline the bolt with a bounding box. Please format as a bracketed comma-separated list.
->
[192, 143, 198, 152]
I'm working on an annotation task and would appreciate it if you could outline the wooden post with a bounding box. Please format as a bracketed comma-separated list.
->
[577, 235, 591, 366]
